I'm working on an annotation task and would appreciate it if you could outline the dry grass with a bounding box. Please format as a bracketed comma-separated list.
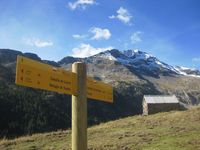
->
[0, 106, 200, 150]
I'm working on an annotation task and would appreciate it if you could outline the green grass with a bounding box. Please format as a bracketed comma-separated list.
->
[1, 106, 200, 150]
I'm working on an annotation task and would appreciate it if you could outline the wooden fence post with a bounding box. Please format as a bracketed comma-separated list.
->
[72, 62, 87, 150]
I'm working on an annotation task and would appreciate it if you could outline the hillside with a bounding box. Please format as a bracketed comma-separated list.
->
[1, 48, 200, 137]
[0, 106, 200, 150]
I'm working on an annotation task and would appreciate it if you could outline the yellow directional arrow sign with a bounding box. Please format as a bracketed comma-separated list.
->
[87, 78, 113, 103]
[15, 56, 113, 103]
[15, 55, 77, 95]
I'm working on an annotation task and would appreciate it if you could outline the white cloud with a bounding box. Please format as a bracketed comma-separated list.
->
[192, 57, 200, 62]
[72, 34, 87, 39]
[130, 31, 143, 44]
[109, 7, 132, 25]
[68, 0, 95, 10]
[25, 38, 53, 48]
[71, 43, 113, 57]
[109, 15, 115, 19]
[90, 27, 111, 40]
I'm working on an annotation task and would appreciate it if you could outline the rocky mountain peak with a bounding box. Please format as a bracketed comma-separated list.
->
[123, 49, 152, 59]
[0, 49, 22, 63]
[85, 49, 200, 77]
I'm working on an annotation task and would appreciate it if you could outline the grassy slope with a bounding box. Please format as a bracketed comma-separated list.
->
[0, 107, 200, 150]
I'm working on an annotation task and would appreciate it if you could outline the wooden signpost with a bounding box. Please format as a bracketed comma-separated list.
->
[72, 62, 87, 150]
[15, 55, 113, 150]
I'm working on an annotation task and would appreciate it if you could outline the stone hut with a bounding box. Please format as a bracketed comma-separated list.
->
[143, 95, 180, 115]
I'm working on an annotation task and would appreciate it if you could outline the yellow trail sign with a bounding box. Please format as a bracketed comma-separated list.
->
[15, 55, 113, 103]
[87, 78, 113, 103]
[15, 56, 77, 95]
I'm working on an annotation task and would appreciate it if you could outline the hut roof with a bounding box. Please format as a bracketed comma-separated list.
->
[144, 95, 179, 104]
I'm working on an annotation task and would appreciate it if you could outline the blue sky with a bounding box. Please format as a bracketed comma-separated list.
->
[0, 0, 200, 69]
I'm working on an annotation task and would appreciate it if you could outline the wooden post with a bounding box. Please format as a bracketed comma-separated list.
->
[72, 62, 87, 150]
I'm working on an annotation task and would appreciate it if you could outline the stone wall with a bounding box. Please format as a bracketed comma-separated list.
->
[147, 103, 180, 114]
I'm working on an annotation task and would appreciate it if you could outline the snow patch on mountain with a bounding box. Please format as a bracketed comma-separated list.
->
[94, 49, 200, 77]
[94, 51, 117, 61]
[178, 66, 196, 71]
[174, 66, 200, 77]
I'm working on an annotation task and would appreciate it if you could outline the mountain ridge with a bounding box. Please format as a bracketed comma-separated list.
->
[92, 49, 200, 77]
[1, 48, 199, 106]
[1, 48, 199, 78]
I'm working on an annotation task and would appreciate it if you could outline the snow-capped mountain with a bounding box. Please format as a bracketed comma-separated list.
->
[93, 49, 200, 77]
[1, 48, 200, 106]
[174, 66, 200, 77]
